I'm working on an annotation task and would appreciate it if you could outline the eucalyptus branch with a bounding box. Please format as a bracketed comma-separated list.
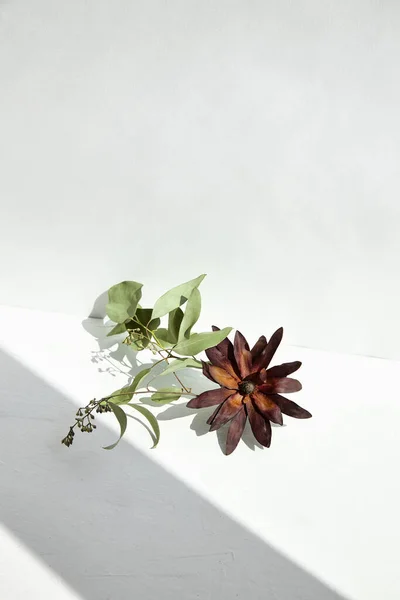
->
[130, 316, 165, 349]
[62, 273, 311, 457]
[62, 274, 232, 450]
[61, 386, 195, 447]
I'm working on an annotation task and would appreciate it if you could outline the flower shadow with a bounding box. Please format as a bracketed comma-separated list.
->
[215, 422, 263, 453]
[157, 402, 216, 437]
[81, 314, 269, 453]
[241, 421, 264, 451]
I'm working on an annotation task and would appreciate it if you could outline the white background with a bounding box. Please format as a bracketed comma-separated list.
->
[1, 0, 400, 359]
[1, 3, 400, 600]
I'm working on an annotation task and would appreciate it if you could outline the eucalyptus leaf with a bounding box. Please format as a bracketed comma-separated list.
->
[153, 328, 174, 348]
[126, 403, 160, 448]
[160, 358, 202, 376]
[103, 402, 127, 450]
[125, 318, 137, 330]
[111, 367, 152, 404]
[151, 387, 182, 404]
[178, 288, 201, 341]
[106, 281, 143, 323]
[107, 322, 128, 337]
[148, 317, 161, 331]
[151, 274, 206, 320]
[132, 308, 160, 346]
[129, 367, 152, 391]
[126, 413, 155, 442]
[135, 307, 153, 327]
[167, 307, 184, 343]
[132, 309, 160, 333]
[173, 327, 232, 356]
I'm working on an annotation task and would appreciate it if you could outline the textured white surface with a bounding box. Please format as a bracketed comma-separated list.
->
[1, 305, 399, 599]
[1, 0, 400, 359]
[0, 526, 81, 600]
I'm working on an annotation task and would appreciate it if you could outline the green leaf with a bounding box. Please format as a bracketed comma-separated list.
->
[153, 328, 174, 348]
[151, 274, 206, 320]
[132, 308, 160, 335]
[128, 367, 152, 392]
[130, 308, 160, 347]
[173, 327, 232, 356]
[107, 322, 128, 337]
[135, 307, 153, 325]
[106, 281, 143, 323]
[103, 402, 128, 450]
[160, 357, 202, 376]
[167, 307, 184, 343]
[126, 403, 160, 448]
[111, 367, 152, 404]
[150, 387, 182, 404]
[148, 317, 161, 331]
[178, 288, 201, 341]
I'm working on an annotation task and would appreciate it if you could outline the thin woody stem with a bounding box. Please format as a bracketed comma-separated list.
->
[173, 372, 190, 393]
[63, 315, 198, 445]
[155, 349, 191, 394]
[69, 384, 196, 433]
[130, 317, 165, 350]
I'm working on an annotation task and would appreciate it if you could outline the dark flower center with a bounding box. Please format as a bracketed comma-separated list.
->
[238, 381, 255, 396]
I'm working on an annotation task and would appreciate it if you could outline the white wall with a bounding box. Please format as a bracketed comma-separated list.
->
[1, 0, 400, 359]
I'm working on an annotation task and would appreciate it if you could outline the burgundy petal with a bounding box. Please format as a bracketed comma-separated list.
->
[234, 331, 252, 378]
[206, 404, 222, 425]
[202, 361, 216, 383]
[269, 394, 312, 419]
[251, 335, 267, 359]
[267, 361, 302, 378]
[208, 365, 240, 389]
[225, 407, 247, 455]
[209, 393, 243, 431]
[211, 325, 234, 358]
[260, 377, 302, 394]
[205, 346, 239, 379]
[211, 326, 240, 375]
[187, 387, 234, 409]
[252, 327, 283, 371]
[251, 391, 283, 425]
[246, 399, 272, 447]
[259, 369, 267, 383]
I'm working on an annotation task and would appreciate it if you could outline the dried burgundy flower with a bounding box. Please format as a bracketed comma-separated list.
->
[187, 326, 311, 455]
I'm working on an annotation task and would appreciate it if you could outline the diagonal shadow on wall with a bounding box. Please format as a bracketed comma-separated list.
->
[0, 349, 347, 600]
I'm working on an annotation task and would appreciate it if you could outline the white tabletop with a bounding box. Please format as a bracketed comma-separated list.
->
[0, 305, 399, 600]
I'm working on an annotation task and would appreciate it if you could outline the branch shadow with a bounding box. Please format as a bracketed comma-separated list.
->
[0, 348, 347, 600]
[81, 316, 288, 454]
[82, 315, 217, 438]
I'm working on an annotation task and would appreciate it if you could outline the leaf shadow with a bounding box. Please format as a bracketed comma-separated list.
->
[81, 314, 270, 454]
[83, 316, 156, 379]
[241, 421, 264, 451]
[157, 402, 215, 438]
[82, 315, 210, 402]
[88, 290, 109, 319]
